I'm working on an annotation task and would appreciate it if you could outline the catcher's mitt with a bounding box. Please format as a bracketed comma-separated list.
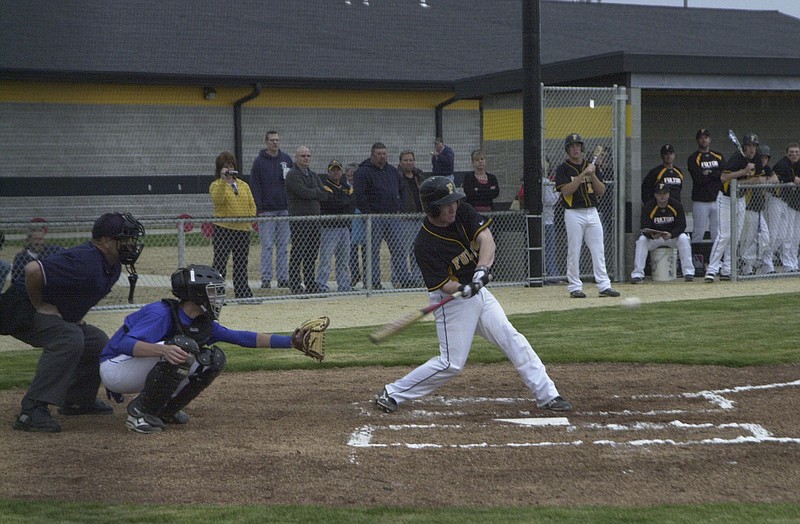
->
[291, 316, 329, 361]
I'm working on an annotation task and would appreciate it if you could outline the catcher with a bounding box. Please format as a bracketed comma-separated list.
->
[99, 264, 327, 434]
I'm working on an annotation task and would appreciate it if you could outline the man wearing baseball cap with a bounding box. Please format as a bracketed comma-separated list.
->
[687, 129, 724, 242]
[630, 183, 694, 284]
[316, 160, 355, 292]
[3, 212, 145, 432]
[642, 144, 685, 203]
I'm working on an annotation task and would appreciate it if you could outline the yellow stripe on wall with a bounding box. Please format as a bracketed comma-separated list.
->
[484, 105, 631, 141]
[0, 81, 479, 110]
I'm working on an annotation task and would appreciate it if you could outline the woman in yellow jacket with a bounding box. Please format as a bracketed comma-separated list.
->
[209, 151, 256, 298]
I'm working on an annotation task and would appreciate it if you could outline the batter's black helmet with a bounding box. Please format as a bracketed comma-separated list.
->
[760, 145, 771, 157]
[564, 133, 584, 151]
[171, 264, 226, 319]
[419, 176, 464, 215]
[742, 133, 759, 146]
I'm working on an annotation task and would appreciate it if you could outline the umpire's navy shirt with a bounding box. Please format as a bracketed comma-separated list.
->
[14, 241, 120, 323]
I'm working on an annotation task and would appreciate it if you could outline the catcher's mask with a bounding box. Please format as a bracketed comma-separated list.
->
[419, 176, 464, 217]
[171, 265, 226, 320]
[92, 212, 146, 266]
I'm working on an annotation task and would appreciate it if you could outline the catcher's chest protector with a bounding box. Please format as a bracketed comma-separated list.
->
[162, 299, 213, 346]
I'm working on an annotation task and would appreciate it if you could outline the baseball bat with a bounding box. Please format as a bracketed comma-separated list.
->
[589, 145, 604, 165]
[728, 129, 744, 157]
[369, 291, 463, 344]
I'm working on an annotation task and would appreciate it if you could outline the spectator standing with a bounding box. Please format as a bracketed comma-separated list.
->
[687, 129, 724, 241]
[345, 162, 367, 287]
[740, 145, 777, 275]
[3, 213, 145, 432]
[250, 131, 292, 289]
[316, 160, 354, 292]
[354, 142, 404, 290]
[769, 142, 800, 272]
[209, 152, 256, 299]
[286, 146, 328, 294]
[555, 133, 620, 298]
[630, 183, 695, 283]
[642, 144, 684, 203]
[705, 133, 764, 282]
[11, 224, 64, 284]
[0, 231, 10, 290]
[397, 150, 424, 288]
[462, 150, 500, 212]
[431, 136, 455, 182]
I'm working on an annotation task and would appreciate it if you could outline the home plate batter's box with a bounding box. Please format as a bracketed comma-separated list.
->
[349, 381, 800, 452]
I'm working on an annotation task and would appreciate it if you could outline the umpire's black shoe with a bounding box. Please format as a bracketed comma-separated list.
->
[13, 402, 61, 433]
[58, 398, 113, 416]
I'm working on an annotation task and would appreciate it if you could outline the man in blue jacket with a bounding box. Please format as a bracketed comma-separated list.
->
[250, 130, 292, 289]
[354, 142, 405, 290]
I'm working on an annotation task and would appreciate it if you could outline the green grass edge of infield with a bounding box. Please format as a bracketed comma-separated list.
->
[1, 500, 800, 523]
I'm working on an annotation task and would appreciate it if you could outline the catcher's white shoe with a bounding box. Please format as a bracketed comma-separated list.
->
[375, 388, 398, 413]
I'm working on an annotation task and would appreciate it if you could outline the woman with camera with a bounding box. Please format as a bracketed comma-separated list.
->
[209, 151, 256, 298]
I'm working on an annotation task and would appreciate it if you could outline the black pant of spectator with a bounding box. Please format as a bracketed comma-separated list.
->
[289, 220, 321, 294]
[212, 225, 252, 298]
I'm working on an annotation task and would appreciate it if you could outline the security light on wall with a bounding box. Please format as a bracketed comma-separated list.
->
[203, 86, 216, 100]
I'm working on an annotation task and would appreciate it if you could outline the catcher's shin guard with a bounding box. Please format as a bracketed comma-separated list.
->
[128, 361, 188, 419]
[159, 346, 226, 420]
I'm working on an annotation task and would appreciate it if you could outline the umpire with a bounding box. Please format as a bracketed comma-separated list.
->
[2, 212, 145, 432]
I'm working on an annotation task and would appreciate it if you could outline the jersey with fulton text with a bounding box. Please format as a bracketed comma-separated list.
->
[687, 149, 724, 202]
[722, 150, 763, 197]
[640, 197, 687, 239]
[413, 202, 493, 291]
[555, 159, 601, 209]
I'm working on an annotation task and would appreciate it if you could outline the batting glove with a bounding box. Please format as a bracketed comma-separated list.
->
[472, 265, 491, 287]
[458, 282, 481, 299]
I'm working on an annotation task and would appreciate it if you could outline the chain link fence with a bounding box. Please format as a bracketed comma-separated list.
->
[0, 211, 527, 311]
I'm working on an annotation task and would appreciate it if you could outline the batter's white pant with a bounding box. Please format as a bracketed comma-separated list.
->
[692, 200, 719, 241]
[100, 354, 198, 395]
[707, 193, 745, 277]
[630, 233, 694, 280]
[740, 209, 773, 273]
[384, 287, 561, 407]
[766, 196, 800, 271]
[564, 208, 611, 293]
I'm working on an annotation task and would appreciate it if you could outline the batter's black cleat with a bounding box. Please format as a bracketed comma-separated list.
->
[375, 388, 398, 413]
[58, 398, 113, 416]
[599, 288, 620, 297]
[569, 290, 586, 299]
[542, 396, 573, 412]
[13, 402, 61, 433]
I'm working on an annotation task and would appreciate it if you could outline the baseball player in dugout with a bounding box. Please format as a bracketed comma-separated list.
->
[687, 129, 724, 241]
[375, 176, 572, 414]
[555, 133, 620, 299]
[705, 132, 765, 283]
[630, 183, 695, 284]
[100, 264, 327, 434]
[642, 144, 685, 203]
[0, 213, 145, 433]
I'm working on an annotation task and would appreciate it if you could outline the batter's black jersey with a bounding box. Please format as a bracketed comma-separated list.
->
[640, 197, 687, 239]
[687, 150, 724, 202]
[744, 164, 772, 212]
[555, 160, 601, 209]
[722, 151, 763, 196]
[641, 164, 684, 203]
[773, 156, 800, 211]
[413, 202, 493, 291]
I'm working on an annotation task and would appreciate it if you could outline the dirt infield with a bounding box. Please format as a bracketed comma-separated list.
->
[2, 279, 800, 507]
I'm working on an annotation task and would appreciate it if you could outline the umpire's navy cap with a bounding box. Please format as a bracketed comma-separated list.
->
[696, 128, 710, 140]
[92, 213, 127, 239]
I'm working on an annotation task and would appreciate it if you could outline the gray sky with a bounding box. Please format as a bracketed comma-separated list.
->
[594, 0, 800, 19]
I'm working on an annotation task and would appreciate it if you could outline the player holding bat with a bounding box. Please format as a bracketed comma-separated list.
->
[375, 176, 572, 413]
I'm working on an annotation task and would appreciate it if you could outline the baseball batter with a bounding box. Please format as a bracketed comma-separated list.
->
[375, 177, 572, 413]
[555, 133, 620, 298]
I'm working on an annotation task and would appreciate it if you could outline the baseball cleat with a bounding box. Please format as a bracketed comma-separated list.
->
[704, 273, 715, 283]
[599, 288, 620, 297]
[542, 396, 573, 412]
[162, 410, 189, 425]
[13, 404, 61, 433]
[684, 275, 694, 282]
[126, 414, 166, 434]
[375, 388, 398, 413]
[630, 277, 644, 284]
[719, 274, 731, 281]
[58, 398, 113, 416]
[569, 290, 586, 299]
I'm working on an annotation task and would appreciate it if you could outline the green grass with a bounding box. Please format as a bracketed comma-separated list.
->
[3, 293, 800, 522]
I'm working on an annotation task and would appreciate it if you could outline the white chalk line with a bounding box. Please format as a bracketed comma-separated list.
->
[348, 380, 800, 462]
